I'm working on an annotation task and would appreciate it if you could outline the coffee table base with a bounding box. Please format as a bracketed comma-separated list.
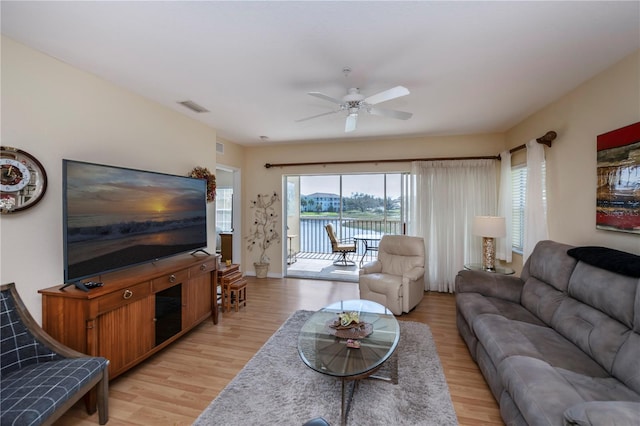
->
[339, 351, 398, 425]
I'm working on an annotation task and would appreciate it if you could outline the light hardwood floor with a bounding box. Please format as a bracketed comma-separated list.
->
[56, 277, 503, 425]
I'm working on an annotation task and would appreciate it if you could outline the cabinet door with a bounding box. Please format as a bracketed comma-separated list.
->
[97, 295, 155, 379]
[184, 272, 213, 329]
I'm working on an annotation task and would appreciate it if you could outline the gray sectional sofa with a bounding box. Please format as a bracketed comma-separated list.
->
[455, 240, 640, 425]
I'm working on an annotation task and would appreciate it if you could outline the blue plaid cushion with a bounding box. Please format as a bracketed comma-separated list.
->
[0, 289, 61, 377]
[0, 357, 108, 426]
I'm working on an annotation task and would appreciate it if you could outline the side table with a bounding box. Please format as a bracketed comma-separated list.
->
[217, 264, 248, 312]
[464, 263, 515, 275]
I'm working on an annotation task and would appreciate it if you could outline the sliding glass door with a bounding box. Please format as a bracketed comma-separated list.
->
[286, 173, 407, 261]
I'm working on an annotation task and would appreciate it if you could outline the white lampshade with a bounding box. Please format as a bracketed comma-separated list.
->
[473, 216, 506, 238]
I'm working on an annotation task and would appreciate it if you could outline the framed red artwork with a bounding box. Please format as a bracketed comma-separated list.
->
[596, 122, 640, 234]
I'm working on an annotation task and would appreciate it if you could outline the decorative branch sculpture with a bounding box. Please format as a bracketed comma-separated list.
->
[246, 192, 281, 264]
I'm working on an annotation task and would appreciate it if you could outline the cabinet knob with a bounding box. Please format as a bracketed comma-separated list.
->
[169, 274, 176, 283]
[200, 264, 207, 271]
[123, 289, 133, 300]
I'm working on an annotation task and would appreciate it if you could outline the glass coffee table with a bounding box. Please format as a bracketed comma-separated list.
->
[298, 299, 400, 425]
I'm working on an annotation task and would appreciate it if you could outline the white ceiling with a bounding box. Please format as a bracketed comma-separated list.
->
[2, 1, 639, 146]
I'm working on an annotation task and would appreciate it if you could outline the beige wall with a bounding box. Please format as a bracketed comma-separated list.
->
[506, 49, 640, 273]
[216, 137, 244, 169]
[0, 37, 218, 322]
[243, 134, 506, 276]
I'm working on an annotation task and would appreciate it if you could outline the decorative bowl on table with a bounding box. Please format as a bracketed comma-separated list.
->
[326, 311, 373, 339]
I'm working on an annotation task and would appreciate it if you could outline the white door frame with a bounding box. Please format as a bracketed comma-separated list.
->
[216, 164, 242, 266]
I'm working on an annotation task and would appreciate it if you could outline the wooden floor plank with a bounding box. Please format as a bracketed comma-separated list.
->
[54, 277, 503, 425]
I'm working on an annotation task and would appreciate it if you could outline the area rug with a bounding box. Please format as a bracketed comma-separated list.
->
[193, 310, 457, 425]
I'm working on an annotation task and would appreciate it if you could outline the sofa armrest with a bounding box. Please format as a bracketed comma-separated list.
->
[564, 401, 640, 425]
[455, 269, 523, 303]
[359, 260, 382, 275]
[403, 266, 425, 282]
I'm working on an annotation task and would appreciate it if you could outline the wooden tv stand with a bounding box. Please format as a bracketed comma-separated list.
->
[39, 253, 218, 380]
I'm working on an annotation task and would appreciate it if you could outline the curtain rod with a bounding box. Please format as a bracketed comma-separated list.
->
[264, 130, 556, 169]
[507, 130, 557, 155]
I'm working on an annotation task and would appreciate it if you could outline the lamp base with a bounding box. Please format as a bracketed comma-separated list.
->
[482, 237, 496, 271]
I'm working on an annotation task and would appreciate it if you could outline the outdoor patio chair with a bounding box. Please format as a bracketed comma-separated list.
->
[324, 223, 356, 266]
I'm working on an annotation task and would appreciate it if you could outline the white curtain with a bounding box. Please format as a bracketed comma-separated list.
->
[409, 159, 497, 293]
[497, 150, 513, 262]
[523, 139, 548, 261]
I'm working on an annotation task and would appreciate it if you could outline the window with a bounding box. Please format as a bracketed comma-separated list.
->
[511, 163, 546, 254]
[215, 188, 233, 232]
[511, 165, 527, 253]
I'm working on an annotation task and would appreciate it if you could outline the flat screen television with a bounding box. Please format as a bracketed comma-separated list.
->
[63, 159, 208, 284]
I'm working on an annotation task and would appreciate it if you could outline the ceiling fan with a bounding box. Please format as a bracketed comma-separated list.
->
[297, 85, 413, 133]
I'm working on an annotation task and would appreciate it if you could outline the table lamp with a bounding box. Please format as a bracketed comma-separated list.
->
[473, 216, 506, 271]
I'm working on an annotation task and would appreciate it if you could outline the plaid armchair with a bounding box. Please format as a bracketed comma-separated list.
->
[0, 283, 109, 425]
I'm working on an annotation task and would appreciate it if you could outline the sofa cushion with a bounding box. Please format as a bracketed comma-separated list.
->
[521, 277, 567, 326]
[567, 246, 640, 278]
[611, 331, 640, 395]
[499, 391, 527, 426]
[456, 293, 545, 334]
[473, 314, 608, 377]
[455, 270, 524, 303]
[501, 356, 585, 425]
[521, 240, 577, 292]
[551, 296, 632, 374]
[568, 262, 637, 329]
[0, 357, 108, 426]
[500, 356, 640, 426]
[564, 401, 640, 425]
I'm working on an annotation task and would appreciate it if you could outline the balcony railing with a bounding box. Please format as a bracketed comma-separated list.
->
[299, 217, 403, 254]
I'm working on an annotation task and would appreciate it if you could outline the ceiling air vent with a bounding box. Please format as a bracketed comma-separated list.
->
[216, 142, 224, 154]
[177, 100, 209, 113]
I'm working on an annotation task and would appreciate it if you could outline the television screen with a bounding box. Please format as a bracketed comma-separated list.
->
[63, 159, 208, 283]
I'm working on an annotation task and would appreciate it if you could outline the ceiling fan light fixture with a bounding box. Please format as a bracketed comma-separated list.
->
[298, 83, 412, 133]
[344, 88, 364, 103]
[345, 114, 357, 133]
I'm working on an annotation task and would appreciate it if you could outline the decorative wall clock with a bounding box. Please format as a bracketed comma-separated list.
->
[0, 146, 48, 213]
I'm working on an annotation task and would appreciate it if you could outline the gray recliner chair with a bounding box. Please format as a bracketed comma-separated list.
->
[358, 235, 425, 315]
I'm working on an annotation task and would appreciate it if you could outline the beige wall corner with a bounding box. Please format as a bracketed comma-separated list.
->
[506, 49, 640, 274]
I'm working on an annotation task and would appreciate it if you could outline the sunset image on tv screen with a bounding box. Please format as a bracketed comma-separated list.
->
[63, 160, 207, 282]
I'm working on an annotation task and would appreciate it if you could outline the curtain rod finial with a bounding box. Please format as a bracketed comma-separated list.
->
[537, 131, 557, 147]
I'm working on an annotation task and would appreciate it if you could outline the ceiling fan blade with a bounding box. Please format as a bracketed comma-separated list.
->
[295, 110, 340, 122]
[364, 86, 410, 105]
[368, 107, 413, 120]
[345, 114, 358, 133]
[308, 92, 344, 105]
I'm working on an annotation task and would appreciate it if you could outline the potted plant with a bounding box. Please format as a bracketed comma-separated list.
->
[246, 192, 281, 278]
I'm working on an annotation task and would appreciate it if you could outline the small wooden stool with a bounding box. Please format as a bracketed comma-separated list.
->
[226, 280, 247, 312]
[218, 264, 248, 313]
